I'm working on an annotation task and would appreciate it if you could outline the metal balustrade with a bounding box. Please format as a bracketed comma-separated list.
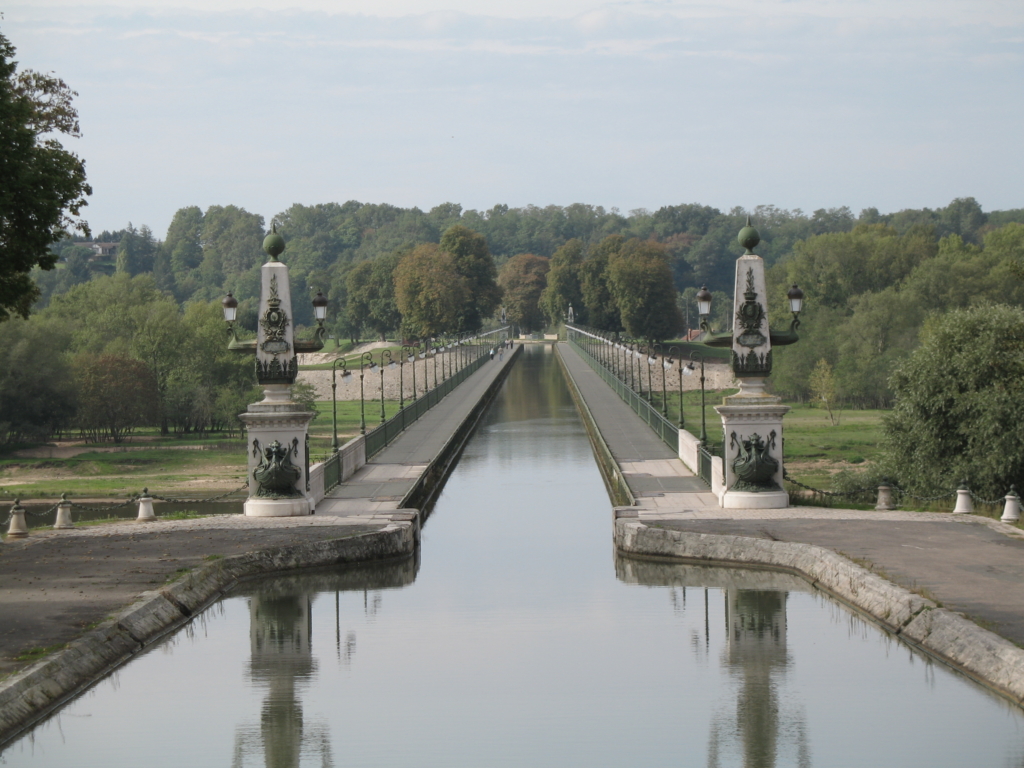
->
[566, 334, 679, 454]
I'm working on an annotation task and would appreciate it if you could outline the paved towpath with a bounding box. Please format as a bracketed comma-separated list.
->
[0, 516, 384, 678]
[317, 345, 519, 517]
[556, 342, 718, 509]
[556, 341, 1024, 647]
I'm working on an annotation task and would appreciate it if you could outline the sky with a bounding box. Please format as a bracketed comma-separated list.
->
[4, 0, 1023, 237]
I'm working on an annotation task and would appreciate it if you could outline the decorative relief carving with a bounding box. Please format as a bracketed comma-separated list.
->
[729, 430, 781, 492]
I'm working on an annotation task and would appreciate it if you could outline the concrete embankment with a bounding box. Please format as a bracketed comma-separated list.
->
[0, 517, 416, 746]
[615, 517, 1024, 708]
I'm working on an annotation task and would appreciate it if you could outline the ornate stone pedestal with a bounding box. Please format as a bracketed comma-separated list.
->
[715, 387, 790, 509]
[240, 386, 315, 517]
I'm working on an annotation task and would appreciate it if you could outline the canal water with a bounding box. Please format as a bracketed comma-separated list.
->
[4, 345, 1024, 767]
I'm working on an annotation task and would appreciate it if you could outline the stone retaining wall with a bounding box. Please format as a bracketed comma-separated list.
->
[0, 523, 417, 747]
[614, 517, 1024, 707]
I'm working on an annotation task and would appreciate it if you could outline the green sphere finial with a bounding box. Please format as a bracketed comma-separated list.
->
[737, 215, 760, 254]
[263, 222, 285, 261]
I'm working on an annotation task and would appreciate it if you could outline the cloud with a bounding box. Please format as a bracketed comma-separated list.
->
[3, 3, 1022, 235]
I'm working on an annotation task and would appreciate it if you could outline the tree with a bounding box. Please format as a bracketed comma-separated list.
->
[808, 359, 840, 426]
[580, 235, 623, 332]
[607, 239, 682, 342]
[394, 244, 470, 338]
[72, 354, 158, 442]
[345, 253, 402, 340]
[0, 31, 91, 322]
[438, 225, 502, 330]
[498, 254, 550, 333]
[540, 239, 585, 327]
[0, 318, 76, 445]
[883, 305, 1024, 498]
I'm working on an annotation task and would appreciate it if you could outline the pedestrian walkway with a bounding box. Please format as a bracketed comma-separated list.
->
[556, 341, 1024, 650]
[556, 341, 718, 511]
[316, 345, 520, 518]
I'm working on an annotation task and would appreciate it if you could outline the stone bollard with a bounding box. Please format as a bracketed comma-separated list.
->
[53, 493, 74, 529]
[1001, 485, 1021, 524]
[951, 483, 974, 515]
[6, 499, 28, 539]
[136, 489, 156, 522]
[875, 485, 895, 511]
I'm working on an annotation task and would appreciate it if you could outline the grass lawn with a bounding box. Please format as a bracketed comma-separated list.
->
[0, 442, 248, 501]
[645, 388, 886, 491]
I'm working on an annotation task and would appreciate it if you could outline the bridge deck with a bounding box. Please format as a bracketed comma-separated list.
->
[316, 346, 518, 518]
[555, 341, 719, 511]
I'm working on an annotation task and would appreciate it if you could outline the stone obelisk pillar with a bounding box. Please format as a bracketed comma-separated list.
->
[238, 228, 315, 517]
[714, 221, 790, 509]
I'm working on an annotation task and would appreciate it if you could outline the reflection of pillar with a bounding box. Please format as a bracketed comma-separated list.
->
[250, 594, 315, 768]
[232, 592, 336, 768]
[709, 589, 810, 768]
[725, 589, 787, 768]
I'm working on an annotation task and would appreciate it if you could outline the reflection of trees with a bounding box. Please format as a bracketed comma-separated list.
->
[708, 589, 811, 768]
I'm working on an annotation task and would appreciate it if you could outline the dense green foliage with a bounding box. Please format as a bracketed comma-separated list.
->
[0, 274, 254, 445]
[498, 254, 550, 333]
[0, 31, 90, 323]
[883, 305, 1024, 497]
[769, 221, 1024, 406]
[17, 190, 1024, 453]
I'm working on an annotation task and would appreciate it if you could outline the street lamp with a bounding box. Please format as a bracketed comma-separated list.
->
[668, 345, 683, 428]
[654, 343, 669, 418]
[646, 345, 656, 403]
[696, 285, 713, 330]
[432, 341, 439, 389]
[221, 225, 330, 518]
[401, 345, 414, 407]
[683, 352, 708, 445]
[380, 350, 393, 425]
[330, 358, 351, 451]
[694, 218, 808, 508]
[359, 351, 375, 435]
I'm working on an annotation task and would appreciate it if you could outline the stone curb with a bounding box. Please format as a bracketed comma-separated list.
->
[615, 518, 1024, 707]
[0, 522, 416, 747]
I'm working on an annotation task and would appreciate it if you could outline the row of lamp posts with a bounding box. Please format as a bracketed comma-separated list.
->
[326, 332, 494, 450]
[570, 327, 711, 448]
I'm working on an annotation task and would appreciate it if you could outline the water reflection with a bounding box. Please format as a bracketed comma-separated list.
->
[230, 561, 419, 768]
[617, 558, 810, 767]
[6, 345, 1024, 768]
[713, 590, 809, 768]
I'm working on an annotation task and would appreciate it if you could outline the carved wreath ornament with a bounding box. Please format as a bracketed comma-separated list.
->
[259, 275, 291, 355]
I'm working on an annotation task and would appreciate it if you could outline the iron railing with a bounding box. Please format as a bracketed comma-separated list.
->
[364, 345, 490, 460]
[698, 442, 717, 487]
[567, 334, 679, 453]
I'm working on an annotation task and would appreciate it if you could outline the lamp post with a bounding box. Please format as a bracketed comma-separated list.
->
[330, 358, 351, 451]
[668, 345, 683, 428]
[222, 226, 330, 517]
[635, 344, 644, 398]
[380, 350, 393, 425]
[401, 346, 414, 408]
[655, 343, 669, 418]
[646, 344, 656, 403]
[684, 352, 707, 445]
[359, 351, 374, 435]
[432, 341, 439, 389]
